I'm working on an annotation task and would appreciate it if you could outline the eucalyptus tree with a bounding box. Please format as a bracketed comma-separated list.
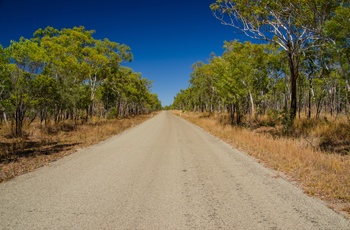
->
[173, 88, 193, 111]
[211, 0, 340, 120]
[101, 66, 128, 116]
[190, 61, 219, 113]
[30, 74, 60, 124]
[33, 26, 134, 119]
[209, 55, 229, 113]
[6, 38, 47, 136]
[125, 72, 153, 115]
[263, 44, 288, 114]
[215, 41, 276, 122]
[300, 43, 330, 118]
[325, 5, 350, 111]
[0, 45, 11, 127]
[101, 66, 159, 117]
[172, 41, 278, 124]
[222, 41, 272, 120]
[148, 93, 162, 112]
[33, 26, 95, 121]
[82, 38, 132, 116]
[325, 4, 350, 64]
[101, 67, 138, 117]
[1, 25, 159, 133]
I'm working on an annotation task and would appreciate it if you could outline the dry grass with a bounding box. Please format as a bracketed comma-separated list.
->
[0, 113, 156, 183]
[173, 110, 350, 217]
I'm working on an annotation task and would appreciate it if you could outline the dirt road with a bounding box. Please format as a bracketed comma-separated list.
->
[0, 111, 349, 229]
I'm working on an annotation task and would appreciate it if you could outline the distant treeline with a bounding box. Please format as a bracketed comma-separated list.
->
[172, 1, 350, 125]
[0, 26, 162, 137]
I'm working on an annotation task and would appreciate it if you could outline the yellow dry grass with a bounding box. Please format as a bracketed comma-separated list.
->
[173, 110, 350, 217]
[0, 113, 156, 182]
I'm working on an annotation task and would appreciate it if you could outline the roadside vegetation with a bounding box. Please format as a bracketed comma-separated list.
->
[173, 1, 350, 127]
[0, 26, 161, 137]
[170, 1, 350, 216]
[0, 26, 161, 181]
[0, 113, 157, 183]
[173, 110, 350, 216]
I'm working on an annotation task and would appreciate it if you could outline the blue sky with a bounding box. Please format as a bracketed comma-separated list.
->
[0, 0, 246, 106]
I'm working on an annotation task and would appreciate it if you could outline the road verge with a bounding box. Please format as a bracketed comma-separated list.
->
[0, 113, 156, 183]
[173, 110, 350, 218]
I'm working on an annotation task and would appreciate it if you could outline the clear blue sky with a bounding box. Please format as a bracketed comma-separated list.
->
[0, 0, 246, 106]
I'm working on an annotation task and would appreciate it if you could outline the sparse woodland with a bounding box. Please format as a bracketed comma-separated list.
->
[169, 1, 350, 214]
[0, 26, 161, 170]
[171, 1, 350, 154]
[0, 26, 162, 138]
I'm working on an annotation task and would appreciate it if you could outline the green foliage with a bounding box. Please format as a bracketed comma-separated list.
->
[0, 26, 160, 136]
[30, 74, 59, 120]
[7, 38, 47, 74]
[107, 107, 118, 119]
[100, 66, 159, 117]
[173, 6, 350, 129]
[176, 0, 345, 127]
[174, 41, 280, 125]
[211, 0, 342, 120]
[325, 5, 350, 49]
[0, 45, 11, 112]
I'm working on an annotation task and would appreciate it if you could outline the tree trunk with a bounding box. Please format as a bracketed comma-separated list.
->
[290, 61, 298, 120]
[249, 90, 255, 121]
[230, 103, 235, 125]
[3, 112, 10, 129]
[308, 77, 313, 119]
[316, 95, 324, 119]
[236, 102, 241, 125]
[15, 93, 26, 137]
[346, 80, 350, 115]
[288, 52, 299, 121]
[298, 79, 303, 119]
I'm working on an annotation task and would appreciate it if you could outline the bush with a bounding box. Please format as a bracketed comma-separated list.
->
[107, 108, 118, 119]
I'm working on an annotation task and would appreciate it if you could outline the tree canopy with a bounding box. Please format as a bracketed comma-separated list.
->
[210, 0, 345, 120]
[0, 26, 161, 137]
[171, 0, 350, 125]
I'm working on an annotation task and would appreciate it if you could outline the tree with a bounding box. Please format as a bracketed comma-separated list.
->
[0, 26, 160, 137]
[101, 66, 159, 118]
[222, 41, 271, 120]
[211, 0, 339, 120]
[32, 26, 135, 119]
[31, 74, 60, 124]
[325, 5, 350, 110]
[82, 38, 132, 116]
[6, 38, 47, 136]
[0, 45, 11, 127]
[190, 61, 219, 113]
[173, 88, 193, 111]
[34, 26, 93, 121]
[147, 93, 162, 111]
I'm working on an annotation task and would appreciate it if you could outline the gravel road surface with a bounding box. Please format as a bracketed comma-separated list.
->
[0, 111, 349, 229]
